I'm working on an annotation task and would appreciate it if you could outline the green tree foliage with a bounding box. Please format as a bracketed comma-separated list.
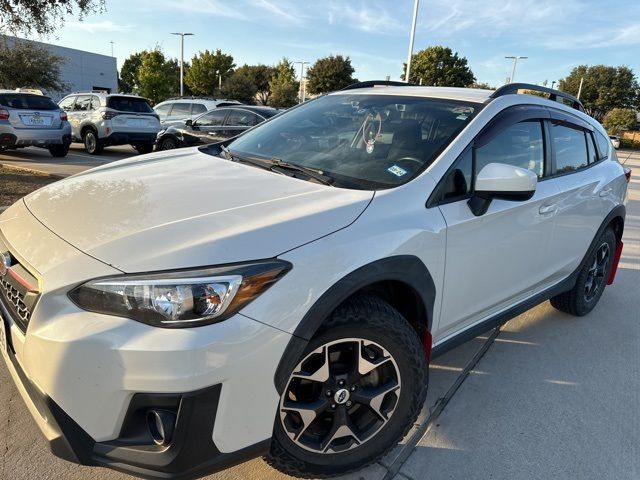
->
[137, 49, 177, 104]
[221, 72, 257, 104]
[470, 82, 494, 90]
[306, 55, 356, 95]
[558, 65, 639, 120]
[185, 49, 235, 96]
[603, 108, 637, 134]
[268, 58, 298, 108]
[0, 0, 104, 36]
[402, 46, 475, 87]
[0, 38, 68, 92]
[119, 52, 144, 93]
[235, 64, 276, 105]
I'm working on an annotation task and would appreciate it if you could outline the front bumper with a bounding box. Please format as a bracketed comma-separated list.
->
[0, 202, 292, 478]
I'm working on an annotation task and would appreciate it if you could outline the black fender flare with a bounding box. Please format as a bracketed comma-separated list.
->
[274, 255, 436, 394]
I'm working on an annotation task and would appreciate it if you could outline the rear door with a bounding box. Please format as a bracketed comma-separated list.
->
[107, 96, 160, 134]
[434, 109, 561, 339]
[543, 112, 617, 281]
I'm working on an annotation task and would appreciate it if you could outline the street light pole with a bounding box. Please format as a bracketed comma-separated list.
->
[405, 0, 420, 83]
[505, 55, 527, 83]
[109, 41, 114, 57]
[294, 61, 309, 103]
[171, 32, 194, 97]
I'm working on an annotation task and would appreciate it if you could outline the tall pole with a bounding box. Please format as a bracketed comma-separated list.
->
[505, 55, 527, 83]
[405, 0, 419, 83]
[109, 41, 114, 57]
[551, 80, 556, 89]
[294, 61, 309, 103]
[577, 76, 584, 99]
[171, 33, 194, 97]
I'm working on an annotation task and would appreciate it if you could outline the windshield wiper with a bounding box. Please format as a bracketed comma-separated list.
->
[269, 159, 334, 186]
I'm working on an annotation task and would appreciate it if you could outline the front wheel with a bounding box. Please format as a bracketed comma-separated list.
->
[550, 227, 616, 316]
[134, 143, 154, 155]
[267, 295, 428, 478]
[48, 143, 70, 158]
[157, 137, 178, 151]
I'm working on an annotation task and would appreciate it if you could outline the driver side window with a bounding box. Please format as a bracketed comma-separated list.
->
[196, 109, 227, 127]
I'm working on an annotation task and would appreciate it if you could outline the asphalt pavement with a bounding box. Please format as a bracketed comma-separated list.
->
[0, 151, 638, 480]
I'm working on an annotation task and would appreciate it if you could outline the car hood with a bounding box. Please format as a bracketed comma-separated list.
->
[24, 148, 373, 272]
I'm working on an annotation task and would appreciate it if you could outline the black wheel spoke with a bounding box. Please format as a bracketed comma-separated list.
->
[351, 380, 400, 421]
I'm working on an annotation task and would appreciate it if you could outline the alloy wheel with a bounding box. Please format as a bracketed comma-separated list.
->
[85, 132, 96, 153]
[279, 338, 401, 454]
[584, 242, 610, 302]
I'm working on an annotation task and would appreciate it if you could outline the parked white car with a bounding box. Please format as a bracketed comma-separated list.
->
[154, 97, 241, 128]
[0, 82, 629, 479]
[58, 92, 161, 154]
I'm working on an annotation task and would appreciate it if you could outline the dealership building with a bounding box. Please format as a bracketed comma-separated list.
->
[2, 35, 118, 101]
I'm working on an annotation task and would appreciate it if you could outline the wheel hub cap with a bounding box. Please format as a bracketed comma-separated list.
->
[279, 337, 401, 454]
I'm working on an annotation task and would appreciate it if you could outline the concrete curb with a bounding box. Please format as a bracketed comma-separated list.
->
[0, 162, 66, 179]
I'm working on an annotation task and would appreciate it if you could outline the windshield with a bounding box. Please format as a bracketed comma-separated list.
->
[224, 94, 479, 189]
[0, 94, 59, 110]
[107, 96, 154, 113]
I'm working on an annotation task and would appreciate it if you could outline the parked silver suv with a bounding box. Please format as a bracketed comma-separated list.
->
[0, 90, 71, 157]
[58, 92, 161, 154]
[154, 97, 241, 128]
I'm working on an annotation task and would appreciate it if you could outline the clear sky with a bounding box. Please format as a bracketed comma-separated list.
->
[29, 0, 640, 87]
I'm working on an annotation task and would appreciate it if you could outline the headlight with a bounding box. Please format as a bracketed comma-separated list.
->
[68, 260, 291, 328]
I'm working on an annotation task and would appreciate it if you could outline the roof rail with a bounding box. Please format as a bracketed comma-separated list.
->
[341, 80, 417, 91]
[490, 83, 584, 112]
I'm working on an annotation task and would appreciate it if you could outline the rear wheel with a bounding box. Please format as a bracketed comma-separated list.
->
[550, 227, 616, 316]
[157, 137, 178, 151]
[134, 143, 154, 155]
[48, 143, 70, 158]
[83, 129, 103, 155]
[267, 295, 428, 478]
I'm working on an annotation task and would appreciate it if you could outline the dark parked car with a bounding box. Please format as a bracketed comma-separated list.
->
[156, 105, 279, 150]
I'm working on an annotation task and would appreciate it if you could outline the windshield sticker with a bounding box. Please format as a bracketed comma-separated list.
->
[456, 114, 469, 120]
[452, 106, 474, 115]
[387, 165, 408, 177]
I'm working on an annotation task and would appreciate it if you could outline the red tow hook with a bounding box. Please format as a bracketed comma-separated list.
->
[607, 240, 624, 285]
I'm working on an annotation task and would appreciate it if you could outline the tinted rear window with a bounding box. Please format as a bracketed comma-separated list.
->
[106, 96, 153, 113]
[0, 94, 58, 110]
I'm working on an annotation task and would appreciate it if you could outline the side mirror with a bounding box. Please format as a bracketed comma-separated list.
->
[185, 119, 193, 127]
[468, 163, 537, 216]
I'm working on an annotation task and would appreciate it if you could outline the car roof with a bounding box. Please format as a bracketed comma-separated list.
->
[331, 86, 493, 104]
[221, 105, 279, 116]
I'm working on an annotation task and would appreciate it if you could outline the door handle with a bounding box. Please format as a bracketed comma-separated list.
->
[599, 187, 612, 197]
[539, 204, 557, 215]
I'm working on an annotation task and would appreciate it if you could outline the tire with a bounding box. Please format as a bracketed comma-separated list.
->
[134, 143, 154, 155]
[83, 129, 103, 155]
[550, 227, 616, 316]
[157, 137, 178, 151]
[48, 143, 70, 158]
[267, 294, 428, 478]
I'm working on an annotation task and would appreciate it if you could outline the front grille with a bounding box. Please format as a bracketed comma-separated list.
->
[0, 276, 31, 326]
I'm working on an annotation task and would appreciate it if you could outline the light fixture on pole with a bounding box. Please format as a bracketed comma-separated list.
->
[505, 56, 527, 83]
[405, 0, 420, 83]
[171, 32, 194, 97]
[294, 61, 309, 103]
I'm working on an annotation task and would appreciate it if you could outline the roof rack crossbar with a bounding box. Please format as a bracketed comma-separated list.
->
[340, 80, 417, 91]
[490, 83, 584, 112]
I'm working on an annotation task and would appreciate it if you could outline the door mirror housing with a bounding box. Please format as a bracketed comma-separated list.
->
[468, 163, 537, 216]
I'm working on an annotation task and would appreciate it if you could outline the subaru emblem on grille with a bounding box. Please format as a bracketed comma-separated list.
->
[0, 252, 10, 276]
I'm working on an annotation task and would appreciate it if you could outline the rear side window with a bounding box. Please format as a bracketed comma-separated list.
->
[169, 103, 191, 116]
[225, 110, 262, 127]
[476, 121, 545, 179]
[192, 103, 207, 114]
[0, 94, 59, 110]
[195, 109, 227, 127]
[594, 130, 610, 160]
[107, 96, 153, 113]
[90, 95, 101, 110]
[551, 123, 588, 174]
[75, 95, 92, 111]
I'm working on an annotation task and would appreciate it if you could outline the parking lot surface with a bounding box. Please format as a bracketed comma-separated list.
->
[0, 151, 638, 480]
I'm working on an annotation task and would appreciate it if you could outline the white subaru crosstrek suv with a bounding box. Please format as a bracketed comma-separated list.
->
[0, 82, 630, 479]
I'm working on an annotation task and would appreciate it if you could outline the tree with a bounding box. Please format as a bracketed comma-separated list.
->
[402, 46, 475, 87]
[0, 38, 68, 92]
[119, 52, 144, 93]
[0, 0, 104, 36]
[235, 64, 276, 105]
[470, 82, 494, 90]
[603, 108, 637, 134]
[137, 49, 177, 104]
[185, 49, 235, 96]
[306, 55, 356, 95]
[558, 65, 639, 120]
[221, 72, 257, 104]
[268, 58, 298, 108]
